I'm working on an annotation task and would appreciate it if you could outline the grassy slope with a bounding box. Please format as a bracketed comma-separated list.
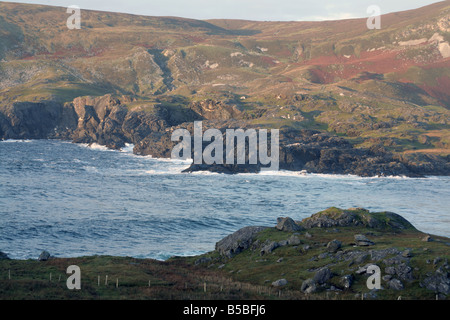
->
[1, 208, 449, 300]
[0, 2, 449, 156]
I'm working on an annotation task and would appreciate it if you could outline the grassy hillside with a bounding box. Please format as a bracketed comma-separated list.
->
[1, 208, 449, 300]
[0, 1, 449, 155]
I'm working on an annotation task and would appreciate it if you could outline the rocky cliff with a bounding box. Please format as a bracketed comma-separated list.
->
[1, 94, 449, 177]
[0, 2, 449, 175]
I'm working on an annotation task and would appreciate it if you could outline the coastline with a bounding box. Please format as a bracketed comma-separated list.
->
[1, 138, 449, 178]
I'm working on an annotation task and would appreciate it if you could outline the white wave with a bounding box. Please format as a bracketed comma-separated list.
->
[190, 170, 221, 175]
[240, 170, 362, 179]
[120, 143, 135, 153]
[144, 168, 187, 175]
[75, 142, 114, 152]
[149, 250, 208, 261]
[144, 156, 193, 165]
[88, 143, 112, 151]
[82, 166, 98, 173]
[241, 170, 436, 180]
[1, 139, 33, 143]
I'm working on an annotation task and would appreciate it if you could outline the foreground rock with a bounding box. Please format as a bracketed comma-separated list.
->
[354, 234, 375, 246]
[272, 279, 288, 287]
[421, 264, 450, 295]
[299, 207, 416, 231]
[211, 207, 450, 299]
[1, 207, 449, 300]
[215, 226, 268, 258]
[38, 251, 51, 261]
[276, 217, 303, 232]
[0, 251, 9, 260]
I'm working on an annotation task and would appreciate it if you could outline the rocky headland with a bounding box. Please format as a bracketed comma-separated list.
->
[1, 2, 450, 178]
[1, 94, 449, 177]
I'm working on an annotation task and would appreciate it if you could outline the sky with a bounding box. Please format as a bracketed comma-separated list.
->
[2, 0, 444, 21]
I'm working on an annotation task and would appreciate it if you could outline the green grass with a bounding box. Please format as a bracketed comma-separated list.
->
[1, 207, 449, 300]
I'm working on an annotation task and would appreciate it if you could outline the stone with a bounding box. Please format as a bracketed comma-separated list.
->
[272, 279, 288, 287]
[260, 241, 280, 256]
[194, 257, 212, 265]
[38, 251, 51, 261]
[278, 240, 289, 247]
[251, 239, 262, 251]
[385, 267, 396, 275]
[354, 234, 374, 246]
[335, 250, 369, 265]
[0, 251, 10, 260]
[382, 275, 393, 282]
[340, 274, 354, 289]
[362, 290, 378, 300]
[422, 235, 433, 242]
[388, 279, 404, 290]
[402, 249, 413, 258]
[301, 278, 317, 293]
[356, 264, 374, 275]
[301, 245, 311, 253]
[326, 239, 342, 253]
[276, 217, 303, 232]
[370, 248, 401, 261]
[422, 267, 450, 295]
[287, 235, 301, 246]
[384, 260, 414, 282]
[318, 252, 330, 259]
[313, 267, 333, 284]
[216, 226, 267, 258]
[300, 208, 415, 230]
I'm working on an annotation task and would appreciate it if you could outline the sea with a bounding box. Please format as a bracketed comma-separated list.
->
[0, 139, 449, 260]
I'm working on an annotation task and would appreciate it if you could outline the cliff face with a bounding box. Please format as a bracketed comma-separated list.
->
[0, 2, 449, 171]
[1, 94, 449, 177]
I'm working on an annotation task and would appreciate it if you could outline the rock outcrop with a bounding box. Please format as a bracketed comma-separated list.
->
[215, 226, 268, 258]
[354, 234, 375, 246]
[276, 217, 303, 232]
[211, 208, 450, 299]
[0, 251, 10, 260]
[38, 251, 51, 261]
[1, 94, 449, 177]
[299, 207, 417, 231]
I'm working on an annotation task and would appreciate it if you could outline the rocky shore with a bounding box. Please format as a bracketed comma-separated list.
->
[1, 207, 449, 300]
[1, 95, 449, 178]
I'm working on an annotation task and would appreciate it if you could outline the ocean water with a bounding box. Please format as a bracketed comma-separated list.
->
[0, 139, 449, 260]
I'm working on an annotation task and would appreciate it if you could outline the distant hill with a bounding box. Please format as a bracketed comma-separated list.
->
[0, 1, 449, 159]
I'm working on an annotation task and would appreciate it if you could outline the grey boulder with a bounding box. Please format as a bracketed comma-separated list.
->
[276, 217, 303, 232]
[272, 279, 288, 287]
[215, 226, 267, 258]
[354, 234, 375, 246]
[38, 251, 51, 261]
[301, 278, 317, 294]
[0, 251, 10, 260]
[314, 267, 333, 284]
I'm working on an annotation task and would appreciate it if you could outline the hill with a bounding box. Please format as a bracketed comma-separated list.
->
[0, 1, 449, 174]
[1, 207, 449, 300]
